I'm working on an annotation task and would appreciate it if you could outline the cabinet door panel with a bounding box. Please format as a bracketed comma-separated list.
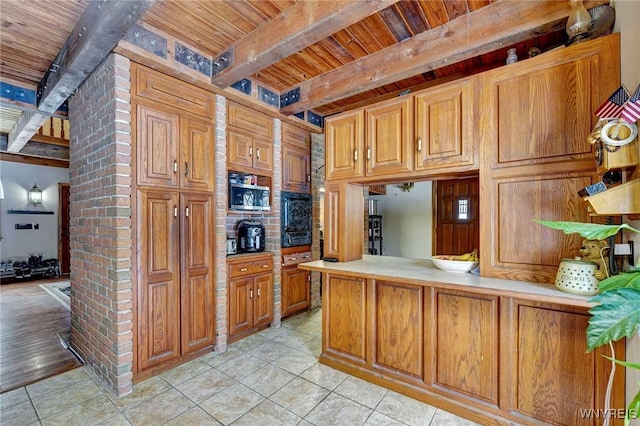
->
[137, 104, 179, 188]
[366, 98, 412, 176]
[325, 110, 365, 180]
[254, 273, 273, 326]
[415, 78, 474, 170]
[324, 274, 367, 363]
[228, 130, 253, 170]
[435, 290, 498, 404]
[228, 102, 273, 138]
[181, 117, 214, 192]
[181, 194, 215, 354]
[282, 144, 310, 192]
[373, 281, 423, 380]
[283, 123, 310, 149]
[229, 277, 254, 337]
[515, 305, 596, 425]
[282, 268, 310, 316]
[137, 190, 180, 370]
[252, 137, 274, 173]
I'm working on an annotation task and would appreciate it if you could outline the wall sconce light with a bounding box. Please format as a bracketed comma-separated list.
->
[28, 183, 42, 207]
[566, 0, 592, 44]
[399, 182, 414, 192]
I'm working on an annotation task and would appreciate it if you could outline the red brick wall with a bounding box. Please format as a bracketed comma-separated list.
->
[310, 133, 324, 310]
[68, 54, 134, 397]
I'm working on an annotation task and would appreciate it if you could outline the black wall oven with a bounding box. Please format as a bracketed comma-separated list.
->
[281, 191, 312, 247]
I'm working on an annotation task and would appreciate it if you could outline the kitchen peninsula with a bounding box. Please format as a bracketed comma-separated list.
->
[299, 256, 625, 425]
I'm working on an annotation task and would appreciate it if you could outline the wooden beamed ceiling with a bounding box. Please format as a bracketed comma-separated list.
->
[0, 0, 611, 153]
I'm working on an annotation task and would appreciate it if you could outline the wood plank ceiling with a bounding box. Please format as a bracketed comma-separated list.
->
[0, 0, 610, 153]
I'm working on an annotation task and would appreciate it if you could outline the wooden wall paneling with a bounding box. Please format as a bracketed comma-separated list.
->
[324, 274, 367, 364]
[371, 280, 424, 382]
[434, 289, 498, 405]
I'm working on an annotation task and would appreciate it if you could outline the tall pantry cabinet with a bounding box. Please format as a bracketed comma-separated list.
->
[132, 64, 216, 376]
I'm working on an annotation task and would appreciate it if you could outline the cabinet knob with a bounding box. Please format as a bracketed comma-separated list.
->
[174, 205, 178, 218]
[185, 207, 189, 217]
[256, 148, 260, 160]
[184, 161, 188, 177]
[257, 287, 261, 297]
[240, 267, 248, 272]
[354, 149, 358, 161]
[173, 160, 178, 173]
[262, 264, 269, 268]
[367, 147, 371, 160]
[417, 137, 422, 153]
[249, 146, 253, 157]
[250, 289, 253, 298]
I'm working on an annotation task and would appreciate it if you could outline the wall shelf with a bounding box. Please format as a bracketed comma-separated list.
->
[584, 178, 640, 216]
[7, 209, 54, 215]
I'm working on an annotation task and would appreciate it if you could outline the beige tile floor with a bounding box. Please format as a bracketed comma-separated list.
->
[0, 310, 478, 425]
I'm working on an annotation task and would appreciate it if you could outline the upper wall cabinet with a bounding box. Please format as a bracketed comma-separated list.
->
[366, 97, 413, 176]
[324, 76, 477, 182]
[480, 34, 621, 172]
[136, 103, 215, 192]
[325, 110, 365, 180]
[414, 77, 475, 172]
[282, 123, 311, 193]
[227, 102, 274, 175]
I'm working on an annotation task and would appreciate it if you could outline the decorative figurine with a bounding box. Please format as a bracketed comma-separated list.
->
[579, 238, 610, 280]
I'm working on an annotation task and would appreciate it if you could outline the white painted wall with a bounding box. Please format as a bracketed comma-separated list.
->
[370, 181, 433, 259]
[613, 0, 640, 412]
[0, 161, 70, 262]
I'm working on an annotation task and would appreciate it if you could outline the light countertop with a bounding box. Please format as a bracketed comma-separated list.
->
[299, 255, 594, 308]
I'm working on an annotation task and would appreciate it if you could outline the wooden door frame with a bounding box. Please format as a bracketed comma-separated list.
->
[58, 183, 70, 275]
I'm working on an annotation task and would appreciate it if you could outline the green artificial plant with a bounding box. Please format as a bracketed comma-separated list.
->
[537, 220, 640, 424]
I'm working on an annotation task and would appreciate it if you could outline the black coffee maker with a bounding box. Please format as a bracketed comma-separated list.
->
[237, 220, 265, 253]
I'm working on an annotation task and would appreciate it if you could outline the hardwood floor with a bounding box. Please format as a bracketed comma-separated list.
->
[0, 278, 81, 393]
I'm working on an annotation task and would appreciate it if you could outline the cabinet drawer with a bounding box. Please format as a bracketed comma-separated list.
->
[229, 257, 273, 278]
[283, 252, 312, 267]
[228, 102, 273, 138]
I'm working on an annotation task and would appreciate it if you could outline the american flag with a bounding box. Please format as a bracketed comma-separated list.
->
[594, 86, 630, 119]
[621, 84, 640, 124]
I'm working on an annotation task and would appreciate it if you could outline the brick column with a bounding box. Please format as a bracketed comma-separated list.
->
[310, 132, 325, 310]
[68, 53, 134, 396]
[214, 94, 228, 353]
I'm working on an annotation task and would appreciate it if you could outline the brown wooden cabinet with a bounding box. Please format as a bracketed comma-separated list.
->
[430, 289, 498, 404]
[414, 77, 475, 172]
[132, 64, 216, 377]
[227, 253, 274, 341]
[324, 182, 364, 262]
[227, 129, 274, 174]
[323, 273, 367, 365]
[479, 34, 620, 283]
[227, 101, 274, 175]
[366, 97, 413, 176]
[325, 109, 365, 180]
[371, 280, 423, 382]
[281, 251, 312, 317]
[309, 260, 625, 426]
[282, 123, 311, 193]
[136, 190, 214, 371]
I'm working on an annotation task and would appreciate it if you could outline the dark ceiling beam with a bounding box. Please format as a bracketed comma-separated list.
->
[7, 0, 155, 152]
[280, 0, 609, 115]
[210, 0, 400, 88]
